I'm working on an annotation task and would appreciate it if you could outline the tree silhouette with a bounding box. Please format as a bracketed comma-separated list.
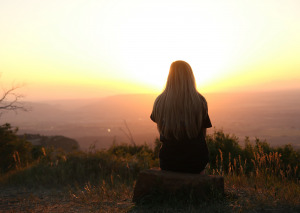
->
[0, 74, 32, 117]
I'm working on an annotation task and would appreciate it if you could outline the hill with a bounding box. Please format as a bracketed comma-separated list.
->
[18, 134, 79, 152]
[1, 90, 300, 150]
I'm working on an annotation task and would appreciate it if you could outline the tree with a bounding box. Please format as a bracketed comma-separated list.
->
[0, 74, 32, 116]
[0, 75, 34, 173]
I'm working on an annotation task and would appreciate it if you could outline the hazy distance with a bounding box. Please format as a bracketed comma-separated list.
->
[1, 90, 300, 151]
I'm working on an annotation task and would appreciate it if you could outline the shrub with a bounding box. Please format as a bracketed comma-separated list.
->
[206, 129, 243, 173]
[153, 137, 162, 159]
[0, 123, 33, 173]
[206, 129, 300, 177]
[108, 142, 154, 158]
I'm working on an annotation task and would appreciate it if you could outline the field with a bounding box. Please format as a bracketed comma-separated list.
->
[1, 90, 300, 151]
[1, 129, 299, 213]
[1, 90, 300, 212]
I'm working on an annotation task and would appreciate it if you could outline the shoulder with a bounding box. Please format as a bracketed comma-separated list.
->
[153, 93, 165, 108]
[197, 92, 206, 100]
[154, 93, 163, 102]
[197, 92, 208, 107]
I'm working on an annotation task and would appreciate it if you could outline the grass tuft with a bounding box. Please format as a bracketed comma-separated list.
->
[1, 129, 300, 212]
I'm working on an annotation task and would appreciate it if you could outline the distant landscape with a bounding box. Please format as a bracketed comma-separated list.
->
[1, 90, 300, 151]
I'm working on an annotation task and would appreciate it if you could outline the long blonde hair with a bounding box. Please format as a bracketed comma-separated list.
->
[152, 60, 208, 140]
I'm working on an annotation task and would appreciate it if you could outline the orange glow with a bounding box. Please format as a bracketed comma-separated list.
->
[0, 0, 300, 100]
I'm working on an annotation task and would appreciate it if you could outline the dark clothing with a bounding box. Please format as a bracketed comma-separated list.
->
[150, 113, 212, 174]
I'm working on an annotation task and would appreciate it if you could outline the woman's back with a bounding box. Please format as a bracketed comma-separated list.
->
[150, 60, 212, 174]
[151, 110, 212, 173]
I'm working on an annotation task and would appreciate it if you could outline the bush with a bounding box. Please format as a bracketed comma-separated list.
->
[1, 127, 299, 188]
[31, 146, 45, 160]
[206, 129, 243, 173]
[108, 142, 154, 158]
[0, 123, 33, 173]
[153, 137, 162, 159]
[206, 129, 300, 177]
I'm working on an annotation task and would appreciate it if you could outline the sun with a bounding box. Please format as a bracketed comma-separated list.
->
[106, 1, 241, 92]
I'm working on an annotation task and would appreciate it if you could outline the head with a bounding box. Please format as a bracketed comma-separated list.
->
[152, 60, 207, 140]
[165, 60, 197, 95]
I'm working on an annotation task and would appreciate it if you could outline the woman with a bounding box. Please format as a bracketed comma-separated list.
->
[150, 60, 212, 174]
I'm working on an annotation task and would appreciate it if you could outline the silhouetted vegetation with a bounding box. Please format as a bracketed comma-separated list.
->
[108, 141, 154, 159]
[0, 124, 299, 212]
[0, 123, 33, 173]
[207, 129, 300, 179]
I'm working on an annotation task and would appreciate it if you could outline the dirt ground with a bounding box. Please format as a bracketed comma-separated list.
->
[1, 187, 300, 213]
[0, 187, 134, 212]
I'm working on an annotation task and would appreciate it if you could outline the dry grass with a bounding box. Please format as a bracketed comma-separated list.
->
[210, 147, 300, 212]
[1, 137, 300, 212]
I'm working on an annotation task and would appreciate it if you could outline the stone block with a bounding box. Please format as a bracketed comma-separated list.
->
[132, 167, 224, 202]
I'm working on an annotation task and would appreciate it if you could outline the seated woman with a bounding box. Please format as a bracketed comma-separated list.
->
[150, 60, 212, 174]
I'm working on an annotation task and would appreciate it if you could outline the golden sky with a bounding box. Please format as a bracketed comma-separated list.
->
[1, 0, 300, 101]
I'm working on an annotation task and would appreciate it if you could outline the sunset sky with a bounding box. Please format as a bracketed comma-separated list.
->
[1, 0, 300, 101]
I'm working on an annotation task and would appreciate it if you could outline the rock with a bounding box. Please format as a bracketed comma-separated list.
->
[132, 167, 224, 202]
